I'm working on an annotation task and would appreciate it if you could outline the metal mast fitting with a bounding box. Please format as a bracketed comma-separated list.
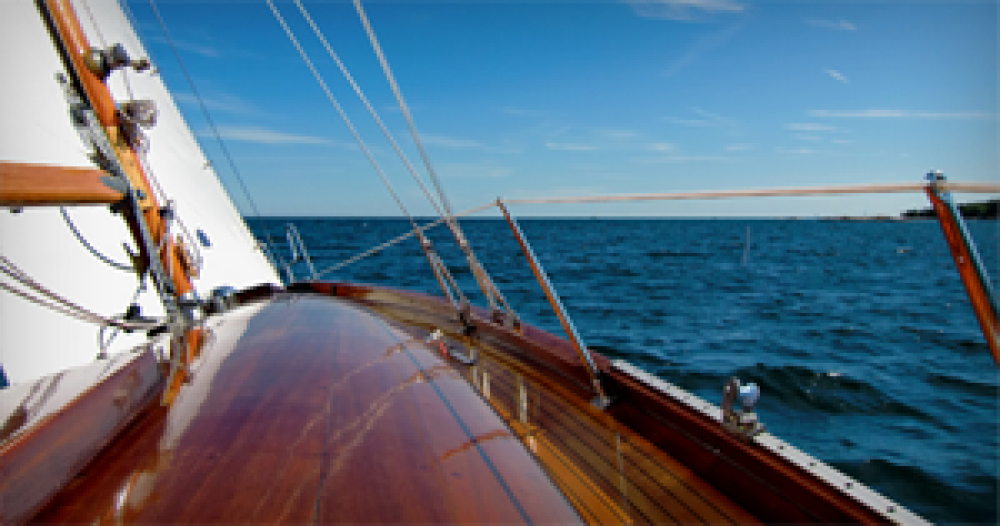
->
[498, 200, 611, 409]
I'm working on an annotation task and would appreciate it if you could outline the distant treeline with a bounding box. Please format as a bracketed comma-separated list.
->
[902, 199, 998, 219]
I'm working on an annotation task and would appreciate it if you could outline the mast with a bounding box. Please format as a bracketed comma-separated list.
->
[36, 0, 202, 400]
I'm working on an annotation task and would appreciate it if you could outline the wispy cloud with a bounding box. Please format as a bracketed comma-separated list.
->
[206, 125, 334, 145]
[795, 134, 822, 141]
[502, 107, 545, 117]
[809, 109, 995, 119]
[174, 92, 256, 114]
[664, 20, 747, 76]
[647, 142, 678, 152]
[825, 68, 849, 83]
[422, 134, 483, 149]
[628, 0, 746, 21]
[148, 36, 221, 58]
[776, 147, 820, 154]
[546, 142, 600, 151]
[785, 123, 838, 131]
[725, 143, 753, 151]
[437, 162, 513, 178]
[633, 155, 735, 163]
[831, 139, 853, 145]
[806, 19, 856, 31]
[669, 106, 737, 127]
[594, 128, 642, 140]
[421, 133, 521, 154]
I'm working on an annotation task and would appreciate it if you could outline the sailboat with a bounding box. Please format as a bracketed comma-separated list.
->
[2, 0, 997, 523]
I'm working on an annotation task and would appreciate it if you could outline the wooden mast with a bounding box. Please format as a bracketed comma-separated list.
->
[40, 0, 192, 296]
[38, 0, 201, 398]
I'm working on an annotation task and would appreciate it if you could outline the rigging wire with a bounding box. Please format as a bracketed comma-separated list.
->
[71, 1, 205, 278]
[60, 207, 136, 273]
[145, 0, 286, 273]
[82, 0, 138, 101]
[290, 0, 448, 220]
[351, 0, 455, 219]
[349, 0, 515, 316]
[316, 201, 497, 277]
[266, 0, 468, 303]
[0, 255, 163, 331]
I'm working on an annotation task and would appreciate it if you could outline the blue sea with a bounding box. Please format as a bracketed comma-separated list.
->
[248, 217, 999, 524]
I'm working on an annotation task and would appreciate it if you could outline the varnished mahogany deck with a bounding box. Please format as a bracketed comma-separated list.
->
[25, 282, 894, 524]
[32, 295, 580, 523]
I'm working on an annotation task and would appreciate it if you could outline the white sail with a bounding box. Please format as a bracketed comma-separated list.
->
[0, 0, 280, 386]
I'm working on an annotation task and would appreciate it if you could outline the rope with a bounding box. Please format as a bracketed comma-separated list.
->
[0, 256, 163, 331]
[60, 206, 136, 272]
[504, 182, 1000, 205]
[315, 201, 496, 278]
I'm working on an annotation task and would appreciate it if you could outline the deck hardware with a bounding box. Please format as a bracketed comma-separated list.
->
[85, 43, 148, 80]
[282, 223, 317, 283]
[721, 377, 765, 439]
[208, 286, 237, 314]
[498, 200, 611, 409]
[427, 328, 477, 365]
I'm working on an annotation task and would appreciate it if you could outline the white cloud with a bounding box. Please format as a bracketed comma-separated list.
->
[634, 155, 734, 163]
[831, 139, 853, 145]
[628, 0, 746, 21]
[825, 68, 849, 83]
[546, 142, 599, 151]
[422, 134, 484, 149]
[806, 19, 856, 31]
[776, 147, 820, 154]
[208, 125, 334, 145]
[809, 109, 995, 119]
[174, 92, 255, 114]
[725, 143, 753, 151]
[595, 128, 642, 140]
[795, 134, 822, 141]
[437, 162, 513, 178]
[669, 106, 737, 127]
[785, 123, 837, 131]
[502, 107, 544, 117]
[647, 142, 678, 152]
[664, 20, 746, 76]
[148, 36, 221, 58]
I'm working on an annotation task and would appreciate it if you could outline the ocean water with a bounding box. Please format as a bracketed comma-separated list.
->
[248, 217, 999, 524]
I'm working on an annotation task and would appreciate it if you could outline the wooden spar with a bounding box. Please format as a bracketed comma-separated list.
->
[0, 161, 123, 206]
[925, 183, 999, 363]
[38, 0, 204, 398]
[39, 0, 192, 299]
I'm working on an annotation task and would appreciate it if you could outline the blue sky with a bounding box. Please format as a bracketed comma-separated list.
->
[126, 0, 997, 217]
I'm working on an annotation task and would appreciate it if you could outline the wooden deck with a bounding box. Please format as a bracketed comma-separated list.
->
[366, 298, 759, 525]
[19, 282, 896, 523]
[29, 295, 580, 523]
